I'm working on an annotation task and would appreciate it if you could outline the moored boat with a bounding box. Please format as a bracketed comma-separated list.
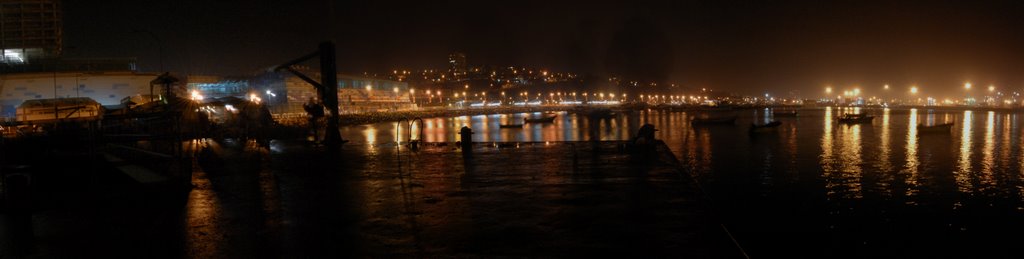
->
[917, 122, 954, 133]
[524, 115, 557, 123]
[749, 121, 782, 133]
[837, 113, 874, 124]
[499, 124, 524, 128]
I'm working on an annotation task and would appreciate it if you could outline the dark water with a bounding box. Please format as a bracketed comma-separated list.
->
[342, 107, 1024, 257]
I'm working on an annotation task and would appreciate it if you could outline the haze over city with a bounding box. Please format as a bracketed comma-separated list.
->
[5, 1, 1024, 258]
[62, 0, 1024, 96]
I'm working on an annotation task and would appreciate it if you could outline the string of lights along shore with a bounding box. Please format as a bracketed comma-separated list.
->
[820, 81, 1016, 107]
[6, 1, 1024, 258]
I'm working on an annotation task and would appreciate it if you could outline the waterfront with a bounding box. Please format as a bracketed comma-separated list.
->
[6, 106, 1024, 257]
[345, 107, 1024, 257]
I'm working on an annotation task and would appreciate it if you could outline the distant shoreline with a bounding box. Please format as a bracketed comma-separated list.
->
[275, 104, 1024, 127]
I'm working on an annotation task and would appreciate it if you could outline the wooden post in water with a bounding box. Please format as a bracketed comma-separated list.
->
[319, 42, 343, 150]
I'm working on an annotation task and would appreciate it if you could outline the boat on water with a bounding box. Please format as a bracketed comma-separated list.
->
[499, 124, 524, 128]
[524, 115, 557, 123]
[772, 110, 798, 117]
[918, 122, 954, 133]
[588, 108, 616, 119]
[837, 113, 874, 124]
[692, 115, 737, 125]
[749, 121, 782, 132]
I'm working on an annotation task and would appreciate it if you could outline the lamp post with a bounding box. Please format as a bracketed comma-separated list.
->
[964, 82, 972, 105]
[910, 86, 919, 105]
[410, 88, 416, 105]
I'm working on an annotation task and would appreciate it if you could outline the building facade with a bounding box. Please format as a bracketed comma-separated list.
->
[0, 71, 158, 118]
[1, 0, 62, 64]
[251, 71, 413, 115]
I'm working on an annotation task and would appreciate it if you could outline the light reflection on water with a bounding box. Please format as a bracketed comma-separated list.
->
[341, 108, 1024, 207]
[981, 111, 997, 190]
[904, 108, 920, 198]
[957, 110, 974, 193]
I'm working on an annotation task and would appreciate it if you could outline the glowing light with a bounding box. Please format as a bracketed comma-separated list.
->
[910, 86, 918, 94]
[964, 82, 972, 89]
[190, 90, 204, 101]
[989, 85, 995, 92]
[249, 93, 261, 104]
[825, 87, 832, 93]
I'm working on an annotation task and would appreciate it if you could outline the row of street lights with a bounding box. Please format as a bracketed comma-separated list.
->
[825, 82, 1004, 105]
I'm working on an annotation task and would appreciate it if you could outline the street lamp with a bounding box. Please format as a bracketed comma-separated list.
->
[964, 82, 973, 105]
[410, 88, 416, 104]
[910, 86, 918, 95]
[366, 85, 372, 101]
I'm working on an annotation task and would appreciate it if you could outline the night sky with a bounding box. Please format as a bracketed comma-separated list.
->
[63, 0, 1024, 96]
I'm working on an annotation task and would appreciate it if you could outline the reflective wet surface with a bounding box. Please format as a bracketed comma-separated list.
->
[8, 107, 1024, 257]
[344, 108, 1024, 257]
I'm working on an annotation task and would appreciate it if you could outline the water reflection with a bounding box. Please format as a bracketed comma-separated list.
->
[981, 111, 996, 190]
[363, 125, 378, 145]
[821, 107, 838, 197]
[956, 110, 974, 193]
[877, 108, 893, 196]
[347, 111, 669, 144]
[838, 123, 864, 199]
[904, 108, 919, 198]
[341, 108, 1024, 205]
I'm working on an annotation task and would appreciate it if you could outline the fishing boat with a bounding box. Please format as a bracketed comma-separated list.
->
[749, 121, 782, 133]
[772, 110, 798, 117]
[691, 115, 737, 125]
[917, 122, 954, 133]
[524, 115, 557, 123]
[837, 113, 874, 124]
[499, 124, 524, 128]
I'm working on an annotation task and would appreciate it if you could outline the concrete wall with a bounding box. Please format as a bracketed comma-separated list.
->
[0, 71, 158, 118]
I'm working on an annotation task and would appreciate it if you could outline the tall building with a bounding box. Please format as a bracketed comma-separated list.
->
[448, 52, 466, 80]
[1, 0, 63, 64]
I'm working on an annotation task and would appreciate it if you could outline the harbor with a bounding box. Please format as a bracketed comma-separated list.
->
[5, 0, 1024, 257]
[0, 135, 741, 257]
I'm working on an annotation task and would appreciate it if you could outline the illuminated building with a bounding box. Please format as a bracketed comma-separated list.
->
[0, 71, 160, 118]
[448, 52, 466, 80]
[1, 0, 63, 65]
[252, 69, 412, 114]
